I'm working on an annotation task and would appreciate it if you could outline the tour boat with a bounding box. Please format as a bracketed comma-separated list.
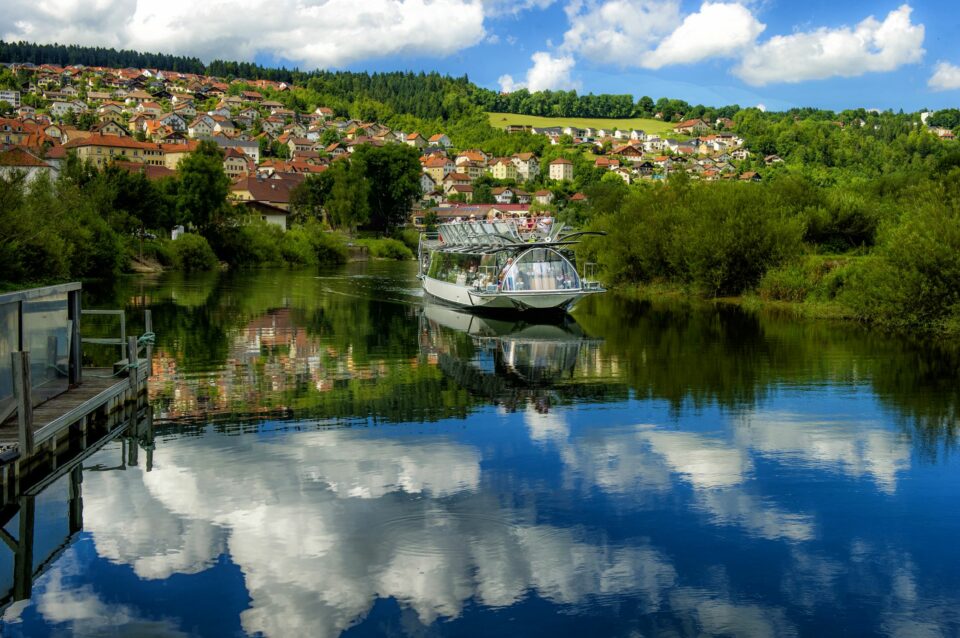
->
[417, 219, 605, 313]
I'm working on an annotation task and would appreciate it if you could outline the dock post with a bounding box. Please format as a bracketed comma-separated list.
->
[13, 494, 35, 601]
[12, 352, 34, 457]
[67, 289, 82, 386]
[144, 309, 153, 377]
[68, 465, 83, 535]
[145, 406, 154, 473]
[127, 336, 139, 392]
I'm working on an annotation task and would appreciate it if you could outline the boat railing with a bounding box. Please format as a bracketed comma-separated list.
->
[582, 262, 604, 291]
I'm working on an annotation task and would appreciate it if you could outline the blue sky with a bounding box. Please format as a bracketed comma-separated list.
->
[2, 1, 959, 111]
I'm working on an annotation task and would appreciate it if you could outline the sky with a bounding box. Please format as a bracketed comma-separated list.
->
[2, 1, 959, 112]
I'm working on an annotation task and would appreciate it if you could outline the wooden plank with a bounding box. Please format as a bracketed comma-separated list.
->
[0, 362, 148, 447]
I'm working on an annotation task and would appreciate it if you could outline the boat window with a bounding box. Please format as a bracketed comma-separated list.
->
[427, 251, 486, 286]
[499, 248, 580, 292]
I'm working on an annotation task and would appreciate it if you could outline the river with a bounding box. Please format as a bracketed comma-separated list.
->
[2, 263, 959, 637]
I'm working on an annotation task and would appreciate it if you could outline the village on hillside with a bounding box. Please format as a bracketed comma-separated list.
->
[1, 61, 956, 231]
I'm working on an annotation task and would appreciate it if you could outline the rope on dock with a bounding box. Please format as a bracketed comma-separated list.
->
[84, 331, 156, 378]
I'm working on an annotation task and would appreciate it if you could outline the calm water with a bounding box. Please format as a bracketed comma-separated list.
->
[2, 263, 960, 637]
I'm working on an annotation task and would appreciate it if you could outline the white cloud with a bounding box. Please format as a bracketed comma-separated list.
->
[499, 51, 577, 92]
[732, 411, 911, 494]
[561, 0, 683, 65]
[0, 0, 487, 69]
[645, 2, 765, 68]
[929, 61, 960, 91]
[734, 4, 925, 85]
[557, 1, 764, 72]
[483, 0, 557, 16]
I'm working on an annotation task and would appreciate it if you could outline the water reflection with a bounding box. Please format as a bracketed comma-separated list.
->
[2, 267, 959, 636]
[15, 428, 808, 637]
[419, 303, 621, 412]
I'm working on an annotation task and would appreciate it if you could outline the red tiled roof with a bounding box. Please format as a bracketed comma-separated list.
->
[0, 147, 52, 168]
[63, 133, 160, 151]
[114, 161, 176, 181]
[231, 175, 302, 203]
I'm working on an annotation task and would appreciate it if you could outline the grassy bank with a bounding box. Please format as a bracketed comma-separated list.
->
[486, 112, 676, 136]
[607, 280, 857, 321]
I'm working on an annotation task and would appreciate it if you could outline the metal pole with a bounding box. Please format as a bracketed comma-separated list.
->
[127, 336, 138, 391]
[12, 352, 34, 456]
[67, 289, 82, 386]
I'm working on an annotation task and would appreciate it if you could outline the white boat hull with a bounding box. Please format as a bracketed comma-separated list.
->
[422, 276, 588, 312]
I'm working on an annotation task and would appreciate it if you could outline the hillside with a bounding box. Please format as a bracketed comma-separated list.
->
[487, 113, 677, 136]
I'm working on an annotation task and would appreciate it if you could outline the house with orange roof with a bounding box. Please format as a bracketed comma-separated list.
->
[0, 118, 31, 145]
[456, 150, 488, 167]
[91, 120, 130, 137]
[223, 146, 252, 179]
[405, 133, 426, 149]
[673, 118, 710, 135]
[0, 147, 57, 182]
[534, 189, 554, 205]
[489, 157, 517, 180]
[446, 184, 474, 201]
[428, 133, 452, 149]
[422, 155, 455, 183]
[63, 133, 165, 167]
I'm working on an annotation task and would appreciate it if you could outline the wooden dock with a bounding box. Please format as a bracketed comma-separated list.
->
[0, 364, 146, 446]
[0, 282, 155, 506]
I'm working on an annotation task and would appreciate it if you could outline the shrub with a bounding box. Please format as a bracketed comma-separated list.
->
[172, 233, 218, 271]
[758, 256, 855, 303]
[590, 182, 804, 296]
[219, 220, 284, 267]
[300, 221, 349, 264]
[395, 228, 421, 253]
[144, 239, 176, 267]
[279, 227, 318, 266]
[358, 237, 414, 260]
[845, 201, 960, 331]
[758, 263, 810, 302]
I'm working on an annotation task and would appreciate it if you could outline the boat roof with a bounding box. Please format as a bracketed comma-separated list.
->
[427, 220, 603, 254]
[436, 219, 562, 247]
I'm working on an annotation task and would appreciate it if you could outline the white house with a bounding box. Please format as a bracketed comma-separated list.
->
[0, 147, 58, 183]
[548, 158, 573, 181]
[420, 172, 437, 195]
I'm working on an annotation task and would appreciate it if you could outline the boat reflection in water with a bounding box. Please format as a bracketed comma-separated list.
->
[420, 303, 607, 412]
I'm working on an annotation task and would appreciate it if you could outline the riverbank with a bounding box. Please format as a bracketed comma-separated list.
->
[602, 281, 960, 339]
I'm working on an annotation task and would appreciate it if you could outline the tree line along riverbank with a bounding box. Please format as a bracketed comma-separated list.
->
[575, 164, 960, 338]
[4, 148, 960, 338]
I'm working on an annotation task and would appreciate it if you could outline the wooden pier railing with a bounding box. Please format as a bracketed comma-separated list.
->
[0, 283, 154, 474]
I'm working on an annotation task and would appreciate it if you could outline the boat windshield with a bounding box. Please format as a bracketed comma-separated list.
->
[500, 248, 580, 292]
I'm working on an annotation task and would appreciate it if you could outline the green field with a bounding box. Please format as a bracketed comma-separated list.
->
[487, 112, 676, 136]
